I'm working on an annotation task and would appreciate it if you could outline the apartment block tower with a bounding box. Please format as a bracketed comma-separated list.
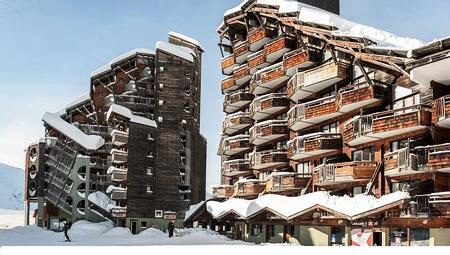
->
[24, 32, 206, 234]
[199, 0, 450, 245]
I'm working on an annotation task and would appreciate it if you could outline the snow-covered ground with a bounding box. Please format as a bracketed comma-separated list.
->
[0, 212, 250, 246]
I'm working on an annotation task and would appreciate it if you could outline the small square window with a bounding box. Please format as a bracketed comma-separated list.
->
[159, 83, 164, 89]
[148, 133, 154, 141]
[146, 167, 153, 176]
[148, 151, 154, 158]
[141, 221, 147, 228]
[146, 185, 153, 193]
[158, 117, 163, 123]
[155, 210, 163, 218]
[159, 67, 164, 72]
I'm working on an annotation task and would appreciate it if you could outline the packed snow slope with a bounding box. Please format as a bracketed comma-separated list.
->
[0, 220, 251, 246]
[0, 163, 24, 210]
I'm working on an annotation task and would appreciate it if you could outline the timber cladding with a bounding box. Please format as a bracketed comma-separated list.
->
[221, 55, 235, 69]
[261, 65, 285, 82]
[305, 100, 337, 119]
[339, 85, 374, 106]
[248, 51, 266, 68]
[372, 110, 430, 133]
[429, 152, 450, 171]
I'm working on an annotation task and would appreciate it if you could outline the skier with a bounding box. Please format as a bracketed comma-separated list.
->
[63, 221, 71, 242]
[168, 221, 175, 238]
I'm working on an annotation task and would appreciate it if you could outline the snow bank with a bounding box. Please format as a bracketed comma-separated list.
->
[42, 112, 105, 150]
[156, 41, 196, 62]
[206, 191, 410, 220]
[138, 227, 165, 237]
[88, 191, 114, 211]
[169, 31, 203, 50]
[224, 0, 423, 50]
[102, 227, 132, 237]
[68, 220, 113, 236]
[106, 104, 157, 128]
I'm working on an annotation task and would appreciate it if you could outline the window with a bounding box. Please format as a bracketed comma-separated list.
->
[410, 228, 430, 246]
[267, 225, 275, 237]
[158, 116, 163, 123]
[352, 186, 365, 196]
[296, 162, 310, 175]
[250, 224, 263, 236]
[141, 221, 147, 228]
[159, 66, 165, 72]
[155, 210, 163, 218]
[321, 122, 339, 133]
[148, 133, 154, 141]
[390, 139, 409, 152]
[389, 228, 408, 246]
[352, 147, 375, 161]
[146, 167, 153, 176]
[159, 83, 164, 89]
[148, 151, 154, 158]
[146, 185, 153, 193]
[331, 227, 345, 246]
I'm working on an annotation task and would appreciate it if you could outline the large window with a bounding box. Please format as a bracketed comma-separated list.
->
[250, 224, 263, 236]
[296, 162, 311, 175]
[390, 139, 409, 152]
[352, 147, 375, 161]
[411, 228, 430, 246]
[389, 228, 408, 246]
[321, 122, 339, 133]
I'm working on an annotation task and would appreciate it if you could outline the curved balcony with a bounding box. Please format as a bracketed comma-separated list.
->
[222, 159, 252, 178]
[288, 96, 340, 131]
[247, 50, 269, 74]
[250, 93, 289, 121]
[212, 185, 235, 199]
[287, 133, 342, 161]
[250, 62, 289, 95]
[314, 162, 377, 188]
[234, 41, 252, 64]
[222, 112, 253, 135]
[233, 64, 251, 86]
[264, 36, 295, 63]
[343, 105, 432, 147]
[107, 166, 128, 182]
[110, 149, 128, 164]
[222, 135, 252, 156]
[249, 120, 288, 146]
[337, 82, 388, 113]
[265, 172, 310, 195]
[248, 27, 275, 52]
[111, 129, 128, 147]
[110, 189, 127, 200]
[233, 179, 266, 198]
[221, 55, 237, 75]
[250, 149, 288, 170]
[432, 95, 450, 128]
[283, 48, 320, 76]
[221, 77, 238, 94]
[223, 90, 254, 114]
[286, 61, 349, 101]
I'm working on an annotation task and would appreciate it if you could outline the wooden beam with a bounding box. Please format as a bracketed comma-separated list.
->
[355, 59, 374, 86]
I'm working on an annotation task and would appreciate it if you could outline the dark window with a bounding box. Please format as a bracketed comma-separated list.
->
[331, 227, 345, 246]
[352, 147, 375, 161]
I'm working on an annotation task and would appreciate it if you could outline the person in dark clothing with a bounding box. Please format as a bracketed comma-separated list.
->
[63, 221, 71, 242]
[168, 221, 175, 238]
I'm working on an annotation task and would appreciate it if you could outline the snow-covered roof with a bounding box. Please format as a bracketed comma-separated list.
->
[88, 191, 114, 211]
[168, 31, 203, 51]
[106, 104, 157, 128]
[90, 48, 155, 78]
[155, 41, 196, 62]
[42, 112, 105, 151]
[184, 200, 206, 221]
[223, 0, 424, 50]
[56, 93, 91, 116]
[206, 191, 410, 220]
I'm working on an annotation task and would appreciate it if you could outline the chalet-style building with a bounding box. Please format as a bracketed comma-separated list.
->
[24, 32, 207, 234]
[185, 0, 450, 246]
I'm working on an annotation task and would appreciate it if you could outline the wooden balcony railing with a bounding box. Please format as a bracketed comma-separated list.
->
[384, 148, 428, 175]
[283, 48, 320, 76]
[287, 96, 340, 131]
[111, 129, 128, 147]
[250, 149, 288, 170]
[264, 36, 295, 63]
[212, 185, 235, 199]
[250, 93, 289, 121]
[222, 112, 253, 135]
[249, 119, 288, 146]
[432, 95, 450, 128]
[234, 180, 266, 198]
[221, 54, 237, 75]
[427, 144, 450, 171]
[265, 172, 310, 194]
[222, 135, 252, 156]
[337, 82, 388, 113]
[110, 149, 128, 164]
[221, 77, 237, 94]
[250, 62, 288, 95]
[343, 105, 432, 146]
[247, 49, 269, 74]
[287, 133, 342, 161]
[247, 27, 275, 51]
[110, 189, 127, 200]
[223, 90, 254, 114]
[233, 40, 251, 64]
[108, 167, 128, 182]
[111, 207, 127, 218]
[222, 159, 251, 178]
[315, 161, 378, 186]
[233, 64, 251, 86]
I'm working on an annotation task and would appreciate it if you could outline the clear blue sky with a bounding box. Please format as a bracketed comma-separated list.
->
[0, 0, 449, 190]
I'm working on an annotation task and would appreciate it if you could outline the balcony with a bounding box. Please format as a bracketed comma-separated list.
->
[111, 129, 128, 147]
[264, 36, 295, 63]
[384, 148, 428, 177]
[223, 90, 254, 114]
[247, 50, 269, 74]
[249, 120, 288, 146]
[222, 159, 252, 178]
[428, 147, 450, 172]
[343, 105, 432, 147]
[221, 77, 238, 94]
[286, 61, 349, 101]
[111, 207, 127, 218]
[107, 166, 128, 182]
[110, 149, 128, 164]
[110, 189, 127, 200]
[234, 41, 252, 64]
[222, 112, 253, 135]
[248, 27, 275, 52]
[250, 63, 289, 95]
[221, 55, 238, 75]
[212, 185, 235, 199]
[287, 133, 342, 161]
[250, 93, 289, 121]
[250, 149, 288, 170]
[432, 95, 450, 128]
[265, 172, 310, 194]
[222, 135, 252, 156]
[337, 82, 388, 113]
[233, 64, 251, 86]
[283, 49, 320, 76]
[233, 179, 266, 198]
[315, 162, 378, 187]
[288, 96, 340, 131]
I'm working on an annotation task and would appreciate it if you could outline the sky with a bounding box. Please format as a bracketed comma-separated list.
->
[0, 0, 449, 190]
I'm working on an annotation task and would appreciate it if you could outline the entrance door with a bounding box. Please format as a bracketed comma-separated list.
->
[373, 232, 383, 246]
[283, 225, 294, 243]
[131, 220, 138, 234]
